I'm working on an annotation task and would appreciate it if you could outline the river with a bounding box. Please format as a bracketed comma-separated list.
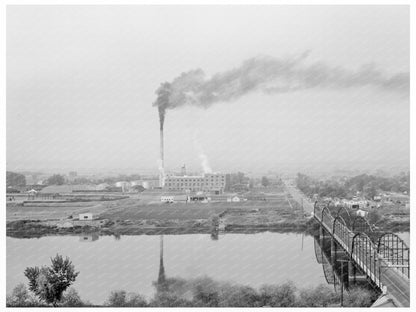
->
[7, 232, 327, 305]
[7, 231, 410, 305]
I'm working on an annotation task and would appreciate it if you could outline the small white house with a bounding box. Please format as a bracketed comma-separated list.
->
[79, 213, 93, 221]
[356, 209, 368, 218]
[231, 196, 241, 202]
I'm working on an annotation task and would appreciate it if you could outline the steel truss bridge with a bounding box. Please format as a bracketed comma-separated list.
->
[313, 202, 410, 307]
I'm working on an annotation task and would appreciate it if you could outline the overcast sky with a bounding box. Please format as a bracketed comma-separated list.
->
[6, 5, 409, 175]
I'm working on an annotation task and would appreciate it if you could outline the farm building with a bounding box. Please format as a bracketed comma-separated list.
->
[79, 213, 93, 220]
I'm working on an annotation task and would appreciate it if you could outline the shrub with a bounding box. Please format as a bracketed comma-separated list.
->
[61, 288, 84, 307]
[6, 284, 36, 307]
[260, 281, 297, 307]
[298, 284, 340, 307]
[343, 286, 374, 307]
[106, 290, 148, 307]
[218, 285, 261, 307]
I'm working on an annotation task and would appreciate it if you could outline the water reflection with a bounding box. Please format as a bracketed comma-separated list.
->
[313, 231, 380, 294]
[79, 233, 99, 242]
[7, 232, 327, 304]
[157, 236, 166, 291]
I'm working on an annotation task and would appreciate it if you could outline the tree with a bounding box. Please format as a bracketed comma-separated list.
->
[46, 174, 65, 185]
[6, 171, 26, 187]
[261, 177, 270, 188]
[24, 254, 79, 307]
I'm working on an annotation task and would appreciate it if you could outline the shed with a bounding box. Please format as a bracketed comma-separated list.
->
[79, 213, 93, 221]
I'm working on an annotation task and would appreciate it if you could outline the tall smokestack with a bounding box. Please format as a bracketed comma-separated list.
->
[159, 126, 165, 187]
[155, 85, 170, 188]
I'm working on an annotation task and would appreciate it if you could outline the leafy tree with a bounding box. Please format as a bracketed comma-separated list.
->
[46, 174, 65, 185]
[24, 254, 79, 307]
[261, 176, 270, 188]
[6, 171, 26, 187]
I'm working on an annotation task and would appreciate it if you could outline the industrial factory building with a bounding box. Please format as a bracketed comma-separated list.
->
[164, 173, 226, 194]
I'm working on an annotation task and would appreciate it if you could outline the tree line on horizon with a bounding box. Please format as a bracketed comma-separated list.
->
[296, 172, 410, 200]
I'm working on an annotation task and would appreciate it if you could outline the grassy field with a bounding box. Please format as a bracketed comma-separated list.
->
[6, 189, 311, 237]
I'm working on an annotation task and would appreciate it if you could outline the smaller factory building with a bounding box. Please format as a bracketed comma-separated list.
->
[164, 173, 226, 194]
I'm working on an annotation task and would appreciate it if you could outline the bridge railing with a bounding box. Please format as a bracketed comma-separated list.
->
[314, 203, 383, 287]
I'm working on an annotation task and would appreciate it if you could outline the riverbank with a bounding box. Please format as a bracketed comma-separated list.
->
[7, 190, 313, 238]
[6, 189, 409, 238]
[6, 217, 316, 238]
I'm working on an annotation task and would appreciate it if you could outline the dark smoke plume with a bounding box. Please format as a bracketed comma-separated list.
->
[153, 53, 409, 129]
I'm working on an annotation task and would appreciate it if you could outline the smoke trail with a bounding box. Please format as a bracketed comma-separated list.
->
[153, 52, 409, 127]
[193, 131, 212, 174]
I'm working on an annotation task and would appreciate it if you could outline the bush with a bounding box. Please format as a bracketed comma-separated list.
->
[192, 277, 220, 307]
[61, 288, 84, 307]
[343, 286, 374, 307]
[6, 284, 38, 307]
[218, 285, 261, 307]
[151, 293, 193, 307]
[298, 284, 340, 307]
[106, 290, 127, 306]
[260, 282, 297, 307]
[106, 290, 148, 307]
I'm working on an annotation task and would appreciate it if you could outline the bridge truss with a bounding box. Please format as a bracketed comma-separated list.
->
[313, 202, 410, 307]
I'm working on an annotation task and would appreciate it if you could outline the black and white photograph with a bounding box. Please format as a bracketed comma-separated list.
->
[2, 2, 413, 309]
